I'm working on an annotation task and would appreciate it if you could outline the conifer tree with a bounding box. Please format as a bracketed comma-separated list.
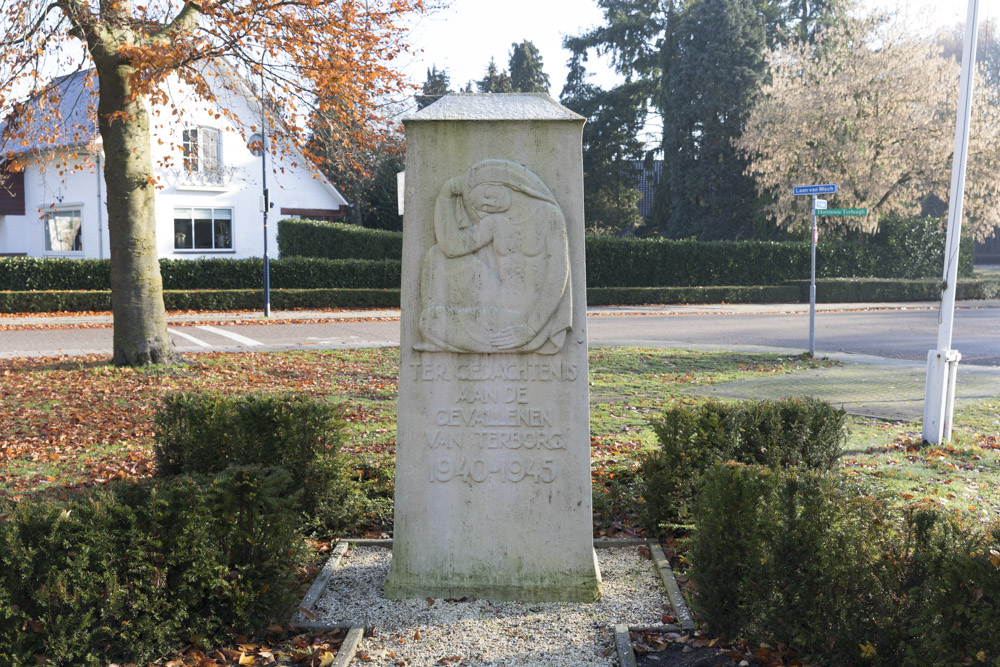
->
[477, 58, 513, 93]
[416, 65, 452, 109]
[508, 40, 550, 93]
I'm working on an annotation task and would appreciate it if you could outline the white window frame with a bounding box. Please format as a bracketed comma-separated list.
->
[173, 206, 234, 253]
[181, 126, 222, 175]
[42, 205, 84, 256]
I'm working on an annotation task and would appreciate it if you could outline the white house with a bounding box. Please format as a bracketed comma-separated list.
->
[0, 66, 347, 260]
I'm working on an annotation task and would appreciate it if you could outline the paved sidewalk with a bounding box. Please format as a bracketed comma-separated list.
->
[682, 355, 1000, 421]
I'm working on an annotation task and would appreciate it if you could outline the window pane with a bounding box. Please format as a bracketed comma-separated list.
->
[202, 128, 221, 173]
[214, 215, 232, 249]
[193, 210, 213, 249]
[44, 210, 81, 252]
[182, 128, 199, 172]
[174, 214, 193, 249]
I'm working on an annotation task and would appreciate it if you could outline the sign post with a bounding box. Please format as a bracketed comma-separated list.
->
[793, 184, 837, 357]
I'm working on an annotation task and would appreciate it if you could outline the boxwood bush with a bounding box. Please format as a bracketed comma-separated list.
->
[640, 398, 847, 528]
[154, 391, 361, 534]
[0, 467, 300, 665]
[692, 462, 1000, 666]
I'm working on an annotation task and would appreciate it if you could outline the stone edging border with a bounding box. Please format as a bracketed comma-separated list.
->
[292, 537, 696, 667]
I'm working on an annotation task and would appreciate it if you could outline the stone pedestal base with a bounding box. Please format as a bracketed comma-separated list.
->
[385, 549, 602, 603]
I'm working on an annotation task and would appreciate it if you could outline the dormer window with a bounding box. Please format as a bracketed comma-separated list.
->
[181, 127, 221, 174]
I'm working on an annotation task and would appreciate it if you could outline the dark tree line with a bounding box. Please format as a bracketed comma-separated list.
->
[317, 40, 553, 232]
[561, 0, 846, 239]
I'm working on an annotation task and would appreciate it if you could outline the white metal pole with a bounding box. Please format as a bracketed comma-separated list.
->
[809, 195, 817, 357]
[922, 0, 979, 444]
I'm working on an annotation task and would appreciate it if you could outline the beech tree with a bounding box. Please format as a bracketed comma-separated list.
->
[737, 11, 1000, 239]
[0, 0, 423, 366]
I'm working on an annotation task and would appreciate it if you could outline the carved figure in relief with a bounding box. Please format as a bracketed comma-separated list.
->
[416, 159, 571, 354]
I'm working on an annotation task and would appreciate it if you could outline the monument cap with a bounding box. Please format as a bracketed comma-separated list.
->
[404, 93, 585, 122]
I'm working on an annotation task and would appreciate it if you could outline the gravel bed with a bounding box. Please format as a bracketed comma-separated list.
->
[313, 546, 669, 666]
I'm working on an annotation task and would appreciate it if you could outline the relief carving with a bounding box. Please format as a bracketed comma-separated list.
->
[415, 159, 571, 354]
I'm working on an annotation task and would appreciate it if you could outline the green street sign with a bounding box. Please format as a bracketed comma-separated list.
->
[816, 208, 868, 216]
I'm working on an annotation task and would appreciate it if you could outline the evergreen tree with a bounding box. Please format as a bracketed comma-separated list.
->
[508, 40, 551, 93]
[567, 0, 849, 239]
[360, 151, 406, 231]
[477, 58, 513, 93]
[416, 65, 451, 109]
[560, 55, 646, 234]
[662, 0, 766, 240]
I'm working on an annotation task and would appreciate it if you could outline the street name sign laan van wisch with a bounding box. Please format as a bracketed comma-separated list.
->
[816, 208, 868, 216]
[793, 184, 838, 195]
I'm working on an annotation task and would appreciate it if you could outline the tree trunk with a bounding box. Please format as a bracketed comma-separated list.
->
[96, 61, 177, 366]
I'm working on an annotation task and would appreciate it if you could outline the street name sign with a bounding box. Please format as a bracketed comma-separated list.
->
[815, 199, 827, 209]
[816, 208, 867, 216]
[793, 184, 838, 195]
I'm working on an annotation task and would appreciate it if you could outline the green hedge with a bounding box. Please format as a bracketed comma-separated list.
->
[0, 468, 300, 665]
[277, 220, 403, 260]
[641, 398, 847, 528]
[155, 392, 361, 534]
[0, 256, 400, 291]
[787, 277, 1000, 303]
[0, 288, 401, 313]
[277, 215, 973, 286]
[5, 278, 1000, 313]
[692, 463, 1000, 666]
[587, 285, 799, 305]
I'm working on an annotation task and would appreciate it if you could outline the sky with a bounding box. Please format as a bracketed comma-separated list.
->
[399, 0, 984, 108]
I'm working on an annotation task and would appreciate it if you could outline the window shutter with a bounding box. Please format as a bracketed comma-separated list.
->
[203, 128, 221, 173]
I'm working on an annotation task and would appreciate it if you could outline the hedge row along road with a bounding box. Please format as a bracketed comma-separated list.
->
[2, 302, 1000, 366]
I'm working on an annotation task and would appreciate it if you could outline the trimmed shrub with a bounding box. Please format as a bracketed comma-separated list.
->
[0, 257, 400, 292]
[275, 216, 970, 286]
[0, 257, 111, 290]
[161, 256, 400, 290]
[899, 512, 1000, 666]
[787, 277, 1000, 303]
[154, 392, 361, 533]
[0, 288, 402, 313]
[586, 285, 799, 305]
[584, 237, 808, 287]
[691, 463, 1000, 666]
[691, 463, 902, 664]
[0, 467, 300, 665]
[641, 398, 846, 528]
[277, 219, 403, 260]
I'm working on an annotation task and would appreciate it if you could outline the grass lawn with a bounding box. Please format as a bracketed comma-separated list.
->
[4, 346, 999, 532]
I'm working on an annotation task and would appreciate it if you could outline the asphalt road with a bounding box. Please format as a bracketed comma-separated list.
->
[1, 302, 998, 365]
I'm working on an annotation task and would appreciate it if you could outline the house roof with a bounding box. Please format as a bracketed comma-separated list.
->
[1, 64, 349, 207]
[1, 69, 98, 156]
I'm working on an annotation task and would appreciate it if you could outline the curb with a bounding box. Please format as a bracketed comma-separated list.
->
[650, 542, 696, 631]
[615, 623, 638, 667]
[291, 541, 363, 664]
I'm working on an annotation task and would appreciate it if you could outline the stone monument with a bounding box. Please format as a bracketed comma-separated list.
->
[384, 94, 601, 602]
